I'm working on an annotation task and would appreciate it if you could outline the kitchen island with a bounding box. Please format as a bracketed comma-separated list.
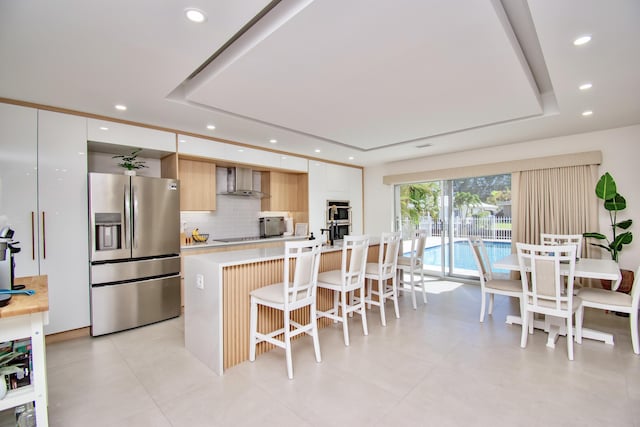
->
[184, 242, 379, 375]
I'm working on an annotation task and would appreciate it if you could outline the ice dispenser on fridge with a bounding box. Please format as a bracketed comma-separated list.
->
[94, 212, 122, 251]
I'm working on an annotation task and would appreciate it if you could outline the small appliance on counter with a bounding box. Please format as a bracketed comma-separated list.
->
[259, 216, 285, 238]
[0, 226, 23, 307]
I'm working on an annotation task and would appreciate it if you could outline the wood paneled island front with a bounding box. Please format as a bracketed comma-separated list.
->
[184, 243, 378, 375]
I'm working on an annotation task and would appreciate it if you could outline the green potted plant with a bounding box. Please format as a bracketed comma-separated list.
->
[583, 172, 634, 292]
[113, 149, 147, 175]
[0, 351, 23, 399]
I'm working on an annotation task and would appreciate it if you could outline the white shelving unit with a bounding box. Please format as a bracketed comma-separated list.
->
[0, 312, 49, 426]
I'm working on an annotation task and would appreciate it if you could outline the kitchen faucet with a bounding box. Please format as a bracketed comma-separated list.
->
[320, 221, 337, 246]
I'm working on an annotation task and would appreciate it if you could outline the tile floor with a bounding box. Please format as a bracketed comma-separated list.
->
[43, 280, 640, 427]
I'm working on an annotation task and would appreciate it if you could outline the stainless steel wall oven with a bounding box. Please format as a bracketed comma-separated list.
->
[326, 200, 351, 241]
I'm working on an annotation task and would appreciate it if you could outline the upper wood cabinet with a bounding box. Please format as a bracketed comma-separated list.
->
[179, 158, 216, 211]
[261, 171, 309, 225]
[261, 171, 300, 211]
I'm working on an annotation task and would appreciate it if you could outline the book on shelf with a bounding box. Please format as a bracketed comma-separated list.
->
[0, 338, 32, 391]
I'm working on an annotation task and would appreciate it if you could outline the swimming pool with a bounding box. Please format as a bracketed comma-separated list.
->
[419, 240, 511, 273]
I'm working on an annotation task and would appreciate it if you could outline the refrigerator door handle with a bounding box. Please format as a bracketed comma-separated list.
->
[124, 182, 131, 249]
[132, 183, 138, 249]
[31, 211, 35, 260]
[41, 211, 46, 259]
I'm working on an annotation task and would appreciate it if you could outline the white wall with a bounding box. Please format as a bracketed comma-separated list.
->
[363, 124, 640, 272]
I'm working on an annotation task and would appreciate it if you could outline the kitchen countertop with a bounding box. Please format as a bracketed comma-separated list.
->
[185, 235, 380, 266]
[181, 235, 307, 250]
[0, 275, 49, 318]
[187, 243, 345, 267]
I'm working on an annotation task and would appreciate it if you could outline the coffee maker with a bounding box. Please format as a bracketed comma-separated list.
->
[0, 226, 21, 293]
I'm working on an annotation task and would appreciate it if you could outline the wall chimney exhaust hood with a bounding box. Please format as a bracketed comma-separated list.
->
[220, 167, 267, 198]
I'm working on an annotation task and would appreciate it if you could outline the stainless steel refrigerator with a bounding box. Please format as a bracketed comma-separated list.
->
[88, 172, 181, 336]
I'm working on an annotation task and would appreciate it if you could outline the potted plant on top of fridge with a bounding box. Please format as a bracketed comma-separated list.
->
[583, 172, 634, 292]
[113, 149, 147, 175]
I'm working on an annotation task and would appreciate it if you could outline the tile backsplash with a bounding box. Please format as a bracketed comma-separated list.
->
[180, 168, 262, 239]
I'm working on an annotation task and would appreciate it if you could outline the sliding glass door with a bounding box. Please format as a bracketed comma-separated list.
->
[395, 173, 512, 279]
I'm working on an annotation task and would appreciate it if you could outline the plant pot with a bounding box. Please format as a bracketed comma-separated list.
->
[600, 268, 635, 294]
[124, 170, 136, 176]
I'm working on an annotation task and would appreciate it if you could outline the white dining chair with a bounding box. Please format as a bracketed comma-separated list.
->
[468, 236, 523, 322]
[516, 242, 581, 360]
[364, 231, 401, 326]
[540, 233, 583, 258]
[575, 265, 640, 354]
[249, 239, 322, 379]
[396, 229, 428, 309]
[316, 235, 370, 346]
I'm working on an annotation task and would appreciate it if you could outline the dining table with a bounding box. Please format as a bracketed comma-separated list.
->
[493, 254, 622, 348]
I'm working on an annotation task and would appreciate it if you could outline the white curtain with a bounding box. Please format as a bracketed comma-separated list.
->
[512, 165, 600, 258]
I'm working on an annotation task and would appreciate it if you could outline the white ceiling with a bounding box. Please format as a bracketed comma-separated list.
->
[1, 0, 639, 166]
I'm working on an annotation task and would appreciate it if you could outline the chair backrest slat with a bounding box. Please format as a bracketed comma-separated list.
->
[283, 240, 322, 305]
[378, 231, 401, 277]
[342, 235, 370, 288]
[468, 236, 492, 283]
[517, 242, 576, 313]
[540, 233, 583, 258]
[403, 229, 428, 268]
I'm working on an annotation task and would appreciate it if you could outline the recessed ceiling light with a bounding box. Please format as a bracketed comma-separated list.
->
[237, 149, 244, 152]
[314, 149, 321, 153]
[579, 83, 593, 91]
[185, 8, 207, 23]
[348, 156, 354, 160]
[582, 110, 593, 116]
[269, 139, 277, 144]
[115, 104, 127, 111]
[573, 35, 592, 46]
[99, 126, 109, 131]
[281, 156, 287, 160]
[206, 124, 216, 130]
[179, 139, 186, 143]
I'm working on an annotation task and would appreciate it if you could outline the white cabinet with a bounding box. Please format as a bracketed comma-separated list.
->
[178, 135, 227, 159]
[0, 104, 90, 335]
[279, 155, 308, 172]
[88, 118, 176, 152]
[307, 161, 363, 237]
[38, 110, 90, 334]
[178, 134, 308, 172]
[0, 103, 39, 277]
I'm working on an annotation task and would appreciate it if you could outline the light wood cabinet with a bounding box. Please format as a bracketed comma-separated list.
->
[261, 171, 308, 225]
[179, 158, 216, 211]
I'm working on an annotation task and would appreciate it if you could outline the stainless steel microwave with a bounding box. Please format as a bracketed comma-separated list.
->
[259, 216, 284, 237]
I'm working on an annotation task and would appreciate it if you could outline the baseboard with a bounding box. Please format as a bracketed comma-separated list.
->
[45, 326, 90, 344]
